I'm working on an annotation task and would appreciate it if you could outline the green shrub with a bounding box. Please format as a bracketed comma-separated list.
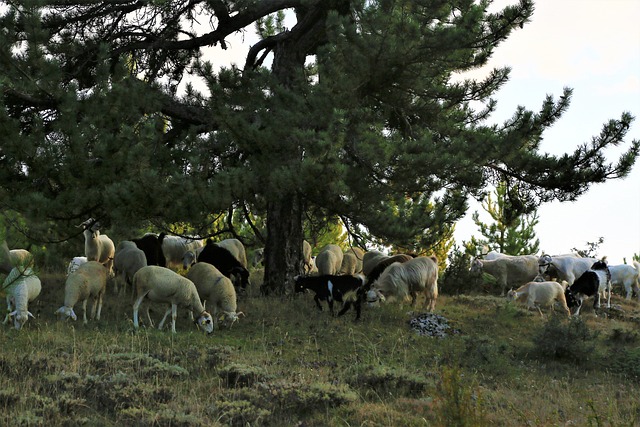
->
[532, 316, 597, 362]
[217, 363, 270, 387]
[344, 364, 432, 397]
[210, 399, 271, 427]
[434, 366, 487, 426]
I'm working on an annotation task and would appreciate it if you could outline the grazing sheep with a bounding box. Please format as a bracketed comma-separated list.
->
[340, 251, 358, 275]
[294, 274, 366, 317]
[158, 233, 204, 270]
[251, 247, 265, 269]
[303, 240, 314, 273]
[182, 246, 205, 270]
[55, 261, 108, 324]
[215, 238, 248, 268]
[9, 249, 34, 269]
[470, 255, 539, 295]
[608, 262, 640, 300]
[365, 254, 413, 286]
[113, 241, 147, 295]
[66, 256, 88, 276]
[132, 233, 166, 267]
[186, 262, 244, 328]
[538, 254, 597, 286]
[363, 250, 388, 276]
[507, 281, 570, 317]
[79, 218, 115, 276]
[373, 256, 439, 311]
[315, 244, 344, 275]
[564, 260, 611, 316]
[3, 267, 41, 330]
[197, 239, 251, 290]
[132, 266, 214, 334]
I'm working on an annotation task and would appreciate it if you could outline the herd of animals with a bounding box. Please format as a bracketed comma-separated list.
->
[2, 218, 640, 332]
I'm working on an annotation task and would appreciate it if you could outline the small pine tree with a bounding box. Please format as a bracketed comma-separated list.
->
[470, 182, 540, 255]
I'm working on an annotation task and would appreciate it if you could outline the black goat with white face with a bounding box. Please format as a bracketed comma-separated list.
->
[565, 260, 611, 316]
[294, 274, 366, 318]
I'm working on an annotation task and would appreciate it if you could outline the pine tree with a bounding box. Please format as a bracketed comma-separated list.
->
[470, 181, 540, 255]
[0, 1, 638, 293]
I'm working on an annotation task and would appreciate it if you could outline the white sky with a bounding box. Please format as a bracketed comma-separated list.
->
[197, 1, 640, 264]
[454, 0, 640, 264]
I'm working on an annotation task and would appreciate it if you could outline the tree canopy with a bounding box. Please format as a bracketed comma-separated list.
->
[0, 0, 638, 292]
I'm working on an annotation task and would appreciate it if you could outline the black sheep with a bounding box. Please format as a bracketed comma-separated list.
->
[197, 239, 251, 290]
[132, 233, 166, 267]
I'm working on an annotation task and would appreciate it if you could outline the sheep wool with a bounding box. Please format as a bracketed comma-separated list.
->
[56, 261, 108, 324]
[315, 244, 343, 275]
[374, 256, 439, 311]
[3, 267, 41, 330]
[132, 266, 214, 334]
[186, 262, 243, 328]
[114, 240, 147, 295]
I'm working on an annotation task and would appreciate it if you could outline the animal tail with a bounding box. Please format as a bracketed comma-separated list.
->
[633, 261, 640, 286]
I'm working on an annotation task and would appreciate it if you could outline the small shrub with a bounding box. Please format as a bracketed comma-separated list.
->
[434, 366, 487, 426]
[608, 347, 640, 381]
[217, 363, 270, 387]
[260, 380, 358, 414]
[532, 316, 597, 362]
[345, 364, 432, 397]
[119, 407, 209, 427]
[0, 388, 20, 407]
[211, 399, 271, 427]
[206, 345, 235, 368]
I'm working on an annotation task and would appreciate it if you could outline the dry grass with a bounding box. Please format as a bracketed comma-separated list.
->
[2, 268, 640, 426]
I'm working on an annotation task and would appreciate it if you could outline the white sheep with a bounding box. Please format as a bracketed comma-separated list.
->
[132, 265, 214, 334]
[159, 233, 204, 270]
[507, 281, 570, 317]
[9, 249, 34, 269]
[373, 256, 439, 311]
[2, 266, 41, 330]
[79, 218, 115, 276]
[470, 255, 539, 295]
[66, 256, 88, 276]
[302, 240, 313, 273]
[182, 246, 205, 270]
[186, 262, 244, 328]
[55, 261, 108, 324]
[215, 238, 248, 268]
[315, 244, 344, 275]
[608, 262, 640, 300]
[340, 251, 358, 275]
[113, 241, 147, 295]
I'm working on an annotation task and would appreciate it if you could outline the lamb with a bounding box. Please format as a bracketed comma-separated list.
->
[538, 254, 597, 286]
[66, 256, 88, 276]
[185, 262, 244, 328]
[132, 233, 166, 267]
[564, 260, 611, 316]
[159, 233, 204, 270]
[373, 256, 439, 311]
[113, 241, 147, 295]
[79, 218, 115, 276]
[294, 274, 366, 317]
[506, 281, 570, 317]
[470, 255, 539, 295]
[608, 262, 640, 300]
[132, 265, 214, 334]
[315, 244, 344, 275]
[9, 249, 34, 269]
[2, 267, 41, 330]
[55, 261, 108, 324]
[197, 239, 251, 290]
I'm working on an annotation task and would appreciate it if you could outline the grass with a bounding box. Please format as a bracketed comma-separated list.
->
[2, 268, 640, 426]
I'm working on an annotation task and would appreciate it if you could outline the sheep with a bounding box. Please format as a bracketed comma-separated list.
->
[251, 247, 265, 268]
[132, 265, 214, 334]
[55, 261, 108, 324]
[132, 233, 166, 266]
[182, 246, 205, 270]
[362, 250, 388, 276]
[365, 254, 413, 286]
[158, 233, 204, 270]
[303, 240, 313, 273]
[340, 251, 358, 275]
[608, 262, 640, 300]
[470, 255, 539, 295]
[538, 254, 597, 286]
[185, 262, 244, 328]
[564, 260, 611, 316]
[113, 241, 147, 295]
[197, 239, 251, 290]
[66, 256, 88, 276]
[294, 274, 366, 317]
[315, 244, 344, 275]
[215, 238, 248, 268]
[9, 249, 34, 269]
[2, 267, 41, 330]
[79, 218, 115, 276]
[506, 281, 570, 317]
[373, 256, 439, 311]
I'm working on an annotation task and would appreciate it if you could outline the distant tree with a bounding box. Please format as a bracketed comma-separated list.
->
[571, 237, 604, 258]
[470, 182, 540, 255]
[0, 1, 638, 294]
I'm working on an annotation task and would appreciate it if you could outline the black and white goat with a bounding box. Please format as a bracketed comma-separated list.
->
[564, 260, 612, 316]
[294, 274, 366, 318]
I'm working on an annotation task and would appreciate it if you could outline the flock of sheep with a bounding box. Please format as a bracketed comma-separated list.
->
[3, 218, 639, 332]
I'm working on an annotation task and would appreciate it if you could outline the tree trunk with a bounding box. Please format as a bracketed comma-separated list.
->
[261, 194, 304, 295]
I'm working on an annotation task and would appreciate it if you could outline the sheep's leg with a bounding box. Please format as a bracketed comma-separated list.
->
[593, 293, 601, 310]
[170, 304, 177, 333]
[82, 299, 89, 324]
[158, 307, 172, 330]
[95, 291, 104, 320]
[132, 292, 149, 329]
[90, 295, 98, 320]
[606, 283, 611, 309]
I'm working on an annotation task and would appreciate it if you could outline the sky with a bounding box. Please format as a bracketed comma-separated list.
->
[197, 1, 640, 265]
[453, 0, 640, 264]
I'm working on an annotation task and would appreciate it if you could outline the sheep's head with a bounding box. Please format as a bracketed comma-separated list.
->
[469, 259, 483, 274]
[365, 289, 385, 307]
[182, 251, 197, 270]
[220, 311, 245, 329]
[195, 311, 214, 334]
[10, 310, 34, 330]
[55, 306, 77, 321]
[506, 289, 517, 301]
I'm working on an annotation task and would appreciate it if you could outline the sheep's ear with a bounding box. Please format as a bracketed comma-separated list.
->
[70, 309, 77, 321]
[27, 311, 35, 319]
[9, 310, 17, 317]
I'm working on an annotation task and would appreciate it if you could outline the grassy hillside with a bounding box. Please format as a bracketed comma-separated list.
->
[2, 268, 640, 426]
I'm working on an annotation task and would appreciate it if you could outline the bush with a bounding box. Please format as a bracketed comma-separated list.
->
[532, 316, 597, 362]
[441, 248, 487, 295]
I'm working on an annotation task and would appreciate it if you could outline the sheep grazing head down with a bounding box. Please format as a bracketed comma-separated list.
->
[10, 310, 35, 330]
[194, 311, 214, 334]
[55, 306, 78, 321]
